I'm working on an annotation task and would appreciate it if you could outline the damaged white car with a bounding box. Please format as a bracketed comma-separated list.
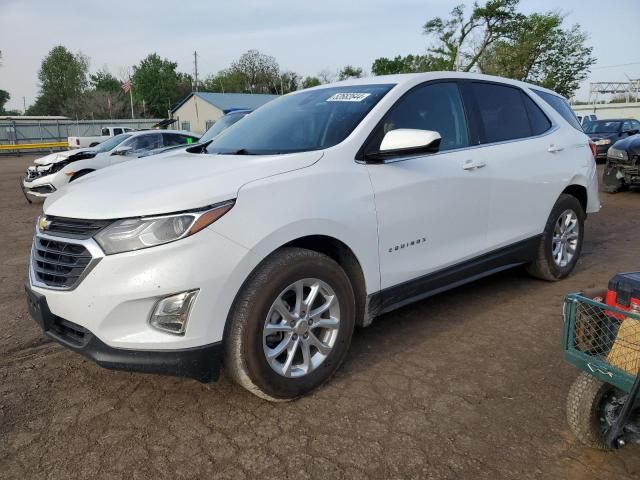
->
[21, 130, 199, 200]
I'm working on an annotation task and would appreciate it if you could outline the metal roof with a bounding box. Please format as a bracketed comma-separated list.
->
[172, 92, 278, 114]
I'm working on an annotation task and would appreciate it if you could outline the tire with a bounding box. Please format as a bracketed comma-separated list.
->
[526, 194, 585, 281]
[224, 247, 356, 401]
[89, 142, 100, 147]
[69, 169, 94, 182]
[566, 372, 616, 450]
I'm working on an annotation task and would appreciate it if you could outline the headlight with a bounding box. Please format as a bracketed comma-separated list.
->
[595, 139, 611, 146]
[607, 147, 628, 161]
[95, 201, 234, 254]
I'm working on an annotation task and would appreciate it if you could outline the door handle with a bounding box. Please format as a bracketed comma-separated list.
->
[462, 159, 487, 170]
[548, 144, 564, 153]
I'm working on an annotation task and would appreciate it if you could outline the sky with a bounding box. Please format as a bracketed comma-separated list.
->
[1, 0, 638, 111]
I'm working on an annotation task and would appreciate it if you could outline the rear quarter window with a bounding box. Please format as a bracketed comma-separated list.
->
[532, 89, 582, 131]
[522, 93, 552, 136]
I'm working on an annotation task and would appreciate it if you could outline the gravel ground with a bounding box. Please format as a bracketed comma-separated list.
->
[1, 155, 639, 479]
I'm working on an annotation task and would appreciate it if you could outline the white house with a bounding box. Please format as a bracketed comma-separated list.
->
[171, 92, 278, 134]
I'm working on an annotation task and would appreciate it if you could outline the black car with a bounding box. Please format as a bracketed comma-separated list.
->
[584, 119, 640, 161]
[602, 133, 640, 192]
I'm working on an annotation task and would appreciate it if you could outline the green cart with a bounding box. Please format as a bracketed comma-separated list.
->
[564, 293, 640, 449]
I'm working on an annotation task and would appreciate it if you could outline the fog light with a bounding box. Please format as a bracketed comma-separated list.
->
[149, 290, 198, 335]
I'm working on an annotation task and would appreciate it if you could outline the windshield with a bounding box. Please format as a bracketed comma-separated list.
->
[93, 133, 131, 153]
[207, 84, 394, 155]
[583, 121, 621, 134]
[200, 112, 249, 143]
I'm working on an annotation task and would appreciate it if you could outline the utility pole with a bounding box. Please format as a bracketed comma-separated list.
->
[193, 51, 199, 92]
[22, 96, 26, 113]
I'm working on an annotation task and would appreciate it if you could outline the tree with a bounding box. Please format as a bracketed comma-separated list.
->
[423, 0, 519, 71]
[28, 46, 89, 115]
[229, 50, 280, 93]
[0, 89, 10, 114]
[203, 69, 247, 93]
[479, 13, 595, 97]
[371, 54, 435, 75]
[177, 72, 194, 98]
[302, 76, 321, 89]
[62, 89, 131, 120]
[338, 65, 364, 81]
[131, 53, 181, 117]
[90, 68, 121, 93]
[277, 71, 301, 94]
[317, 69, 336, 84]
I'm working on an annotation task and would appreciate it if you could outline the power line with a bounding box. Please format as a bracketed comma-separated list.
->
[193, 51, 199, 92]
[592, 61, 640, 70]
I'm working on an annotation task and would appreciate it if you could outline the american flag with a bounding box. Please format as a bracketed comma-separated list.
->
[121, 79, 132, 93]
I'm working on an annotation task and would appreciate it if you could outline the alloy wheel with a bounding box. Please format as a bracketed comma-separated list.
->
[262, 278, 340, 378]
[552, 209, 580, 268]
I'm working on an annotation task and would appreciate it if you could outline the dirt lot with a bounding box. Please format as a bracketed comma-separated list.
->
[1, 155, 640, 479]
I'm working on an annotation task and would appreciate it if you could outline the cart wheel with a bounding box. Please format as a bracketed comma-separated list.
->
[566, 372, 618, 450]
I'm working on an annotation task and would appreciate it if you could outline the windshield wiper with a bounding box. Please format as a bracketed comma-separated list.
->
[228, 148, 255, 155]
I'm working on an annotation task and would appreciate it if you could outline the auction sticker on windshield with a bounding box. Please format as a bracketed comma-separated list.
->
[326, 93, 371, 102]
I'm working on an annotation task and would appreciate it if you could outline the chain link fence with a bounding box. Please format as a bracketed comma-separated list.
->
[0, 119, 162, 152]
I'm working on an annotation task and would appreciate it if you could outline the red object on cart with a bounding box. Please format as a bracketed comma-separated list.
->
[606, 272, 640, 320]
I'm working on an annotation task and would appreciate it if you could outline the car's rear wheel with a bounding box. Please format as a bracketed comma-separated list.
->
[527, 194, 585, 281]
[224, 248, 355, 401]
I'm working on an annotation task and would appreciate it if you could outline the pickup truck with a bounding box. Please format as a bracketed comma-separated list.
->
[68, 126, 135, 149]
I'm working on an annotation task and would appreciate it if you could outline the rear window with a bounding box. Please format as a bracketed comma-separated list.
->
[532, 89, 582, 131]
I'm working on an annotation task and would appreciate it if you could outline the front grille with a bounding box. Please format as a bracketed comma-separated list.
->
[32, 237, 93, 289]
[43, 216, 111, 239]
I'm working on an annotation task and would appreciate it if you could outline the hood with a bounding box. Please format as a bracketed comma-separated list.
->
[611, 133, 640, 154]
[44, 150, 323, 219]
[34, 148, 95, 165]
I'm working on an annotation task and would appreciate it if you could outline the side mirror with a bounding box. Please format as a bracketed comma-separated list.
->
[111, 146, 133, 156]
[366, 129, 442, 162]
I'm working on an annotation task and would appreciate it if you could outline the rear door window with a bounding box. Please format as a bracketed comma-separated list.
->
[532, 89, 583, 131]
[162, 133, 193, 146]
[124, 134, 162, 153]
[472, 83, 534, 143]
[113, 128, 123, 135]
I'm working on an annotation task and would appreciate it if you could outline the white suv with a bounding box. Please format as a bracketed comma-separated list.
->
[25, 73, 599, 400]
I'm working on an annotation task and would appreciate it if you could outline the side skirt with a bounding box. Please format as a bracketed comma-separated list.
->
[366, 235, 541, 320]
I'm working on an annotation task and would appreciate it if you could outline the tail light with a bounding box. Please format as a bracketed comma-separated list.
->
[588, 139, 596, 159]
[76, 138, 80, 146]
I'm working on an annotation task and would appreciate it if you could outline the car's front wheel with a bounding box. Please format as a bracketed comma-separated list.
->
[224, 248, 355, 401]
[527, 193, 585, 281]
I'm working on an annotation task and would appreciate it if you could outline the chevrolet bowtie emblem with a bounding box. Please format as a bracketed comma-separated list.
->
[38, 216, 52, 231]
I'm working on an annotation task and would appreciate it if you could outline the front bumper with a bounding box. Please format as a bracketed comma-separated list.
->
[27, 222, 256, 351]
[25, 284, 222, 382]
[22, 173, 57, 199]
[604, 160, 640, 187]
